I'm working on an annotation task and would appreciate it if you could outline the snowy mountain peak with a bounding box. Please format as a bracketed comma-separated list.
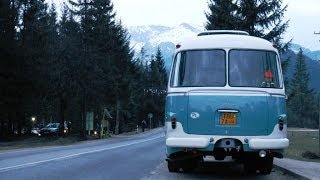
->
[127, 23, 203, 68]
[290, 43, 320, 60]
[128, 23, 202, 50]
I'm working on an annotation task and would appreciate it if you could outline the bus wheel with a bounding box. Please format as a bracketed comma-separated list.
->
[182, 161, 195, 173]
[244, 162, 256, 174]
[182, 160, 196, 173]
[182, 166, 194, 173]
[243, 156, 257, 174]
[182, 156, 202, 173]
[259, 156, 273, 174]
[168, 161, 179, 173]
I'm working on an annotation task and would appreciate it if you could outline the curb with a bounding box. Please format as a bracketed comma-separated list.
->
[274, 164, 310, 180]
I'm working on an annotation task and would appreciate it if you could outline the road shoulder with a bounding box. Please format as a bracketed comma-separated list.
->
[274, 158, 320, 180]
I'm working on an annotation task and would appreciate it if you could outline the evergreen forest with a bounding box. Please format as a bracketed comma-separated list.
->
[1, 0, 319, 139]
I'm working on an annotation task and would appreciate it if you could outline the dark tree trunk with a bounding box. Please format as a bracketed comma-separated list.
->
[81, 88, 87, 139]
[59, 94, 67, 137]
[115, 99, 120, 135]
[7, 114, 13, 137]
[0, 119, 5, 138]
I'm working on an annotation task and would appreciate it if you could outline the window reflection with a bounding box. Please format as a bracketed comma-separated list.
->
[177, 50, 226, 87]
[229, 50, 280, 88]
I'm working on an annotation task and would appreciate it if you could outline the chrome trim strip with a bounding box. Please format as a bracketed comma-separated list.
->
[218, 109, 239, 113]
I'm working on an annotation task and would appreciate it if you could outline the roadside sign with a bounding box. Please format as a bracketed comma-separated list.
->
[148, 113, 153, 119]
[86, 112, 94, 132]
[148, 113, 153, 129]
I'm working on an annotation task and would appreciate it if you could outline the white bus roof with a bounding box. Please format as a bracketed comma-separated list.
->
[176, 31, 277, 52]
[198, 30, 249, 36]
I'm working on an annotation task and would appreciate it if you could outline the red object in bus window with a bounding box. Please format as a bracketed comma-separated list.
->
[264, 70, 273, 79]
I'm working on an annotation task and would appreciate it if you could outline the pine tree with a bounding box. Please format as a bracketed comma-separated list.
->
[0, 0, 22, 137]
[110, 22, 135, 134]
[205, 0, 239, 30]
[205, 0, 289, 47]
[237, 0, 289, 47]
[146, 48, 168, 127]
[288, 49, 317, 128]
[18, 0, 52, 135]
[154, 48, 168, 126]
[44, 4, 79, 136]
[69, 0, 137, 134]
[68, 0, 104, 136]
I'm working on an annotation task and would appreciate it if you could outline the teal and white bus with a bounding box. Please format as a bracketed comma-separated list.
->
[165, 30, 289, 174]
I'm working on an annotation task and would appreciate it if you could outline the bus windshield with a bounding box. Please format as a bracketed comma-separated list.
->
[175, 50, 226, 87]
[229, 50, 280, 88]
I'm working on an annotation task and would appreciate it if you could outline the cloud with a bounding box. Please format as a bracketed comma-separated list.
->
[113, 0, 208, 26]
[285, 0, 320, 16]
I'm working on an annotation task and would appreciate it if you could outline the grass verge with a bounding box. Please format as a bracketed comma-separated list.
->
[285, 129, 320, 162]
[0, 128, 151, 152]
[0, 135, 83, 151]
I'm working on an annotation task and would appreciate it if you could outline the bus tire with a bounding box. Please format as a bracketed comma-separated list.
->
[182, 161, 196, 173]
[259, 156, 273, 174]
[244, 162, 256, 174]
[182, 166, 194, 173]
[243, 155, 257, 174]
[182, 156, 202, 173]
[168, 161, 179, 173]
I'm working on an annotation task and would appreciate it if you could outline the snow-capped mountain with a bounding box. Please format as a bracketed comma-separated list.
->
[290, 43, 320, 60]
[127, 23, 204, 69]
[129, 23, 203, 48]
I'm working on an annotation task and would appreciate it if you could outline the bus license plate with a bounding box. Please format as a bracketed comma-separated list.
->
[219, 113, 237, 125]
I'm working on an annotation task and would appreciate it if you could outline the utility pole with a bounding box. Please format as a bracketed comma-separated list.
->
[316, 31, 320, 155]
[318, 94, 320, 155]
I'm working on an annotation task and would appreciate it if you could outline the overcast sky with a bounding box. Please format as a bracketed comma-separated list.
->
[53, 0, 320, 50]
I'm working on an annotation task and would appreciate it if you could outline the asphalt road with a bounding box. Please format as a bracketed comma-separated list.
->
[0, 128, 298, 180]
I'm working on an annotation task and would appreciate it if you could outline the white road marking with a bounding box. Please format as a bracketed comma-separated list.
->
[0, 134, 164, 172]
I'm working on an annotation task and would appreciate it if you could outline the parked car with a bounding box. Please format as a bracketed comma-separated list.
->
[39, 122, 68, 136]
[31, 128, 41, 136]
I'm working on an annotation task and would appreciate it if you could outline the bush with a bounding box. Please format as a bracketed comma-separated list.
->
[302, 151, 320, 159]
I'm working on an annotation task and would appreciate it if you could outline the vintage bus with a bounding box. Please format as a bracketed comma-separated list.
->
[165, 30, 289, 174]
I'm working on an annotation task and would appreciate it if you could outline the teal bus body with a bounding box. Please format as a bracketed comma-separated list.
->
[165, 93, 287, 155]
[165, 31, 289, 174]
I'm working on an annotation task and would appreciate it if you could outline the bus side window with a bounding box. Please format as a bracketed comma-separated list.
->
[178, 52, 187, 86]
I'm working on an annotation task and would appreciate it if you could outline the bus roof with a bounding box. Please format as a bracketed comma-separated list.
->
[176, 31, 278, 52]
